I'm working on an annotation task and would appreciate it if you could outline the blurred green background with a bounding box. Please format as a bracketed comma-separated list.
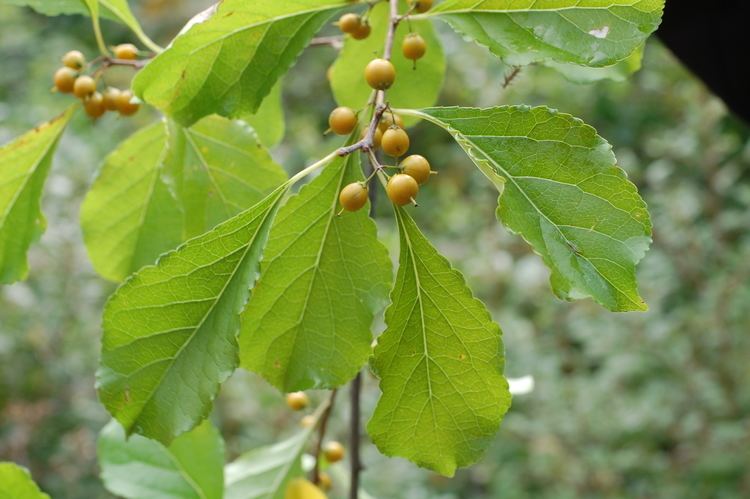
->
[1, 2, 749, 498]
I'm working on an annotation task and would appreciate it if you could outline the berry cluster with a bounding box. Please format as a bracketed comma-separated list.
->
[52, 45, 142, 119]
[329, 0, 436, 212]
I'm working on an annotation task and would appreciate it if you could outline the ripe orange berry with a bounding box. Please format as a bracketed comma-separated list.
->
[286, 391, 309, 411]
[102, 87, 122, 111]
[84, 92, 106, 118]
[381, 127, 410, 157]
[338, 13, 361, 34]
[400, 155, 431, 184]
[364, 58, 396, 90]
[412, 0, 433, 13]
[339, 182, 368, 212]
[329, 106, 358, 135]
[62, 50, 86, 70]
[378, 112, 404, 132]
[387, 174, 419, 206]
[115, 90, 140, 116]
[351, 22, 371, 40]
[114, 43, 139, 60]
[53, 67, 77, 93]
[323, 441, 345, 463]
[402, 33, 427, 61]
[73, 75, 96, 98]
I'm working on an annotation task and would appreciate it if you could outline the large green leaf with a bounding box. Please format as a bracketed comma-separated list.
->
[133, 0, 348, 126]
[243, 80, 285, 148]
[550, 44, 645, 83]
[330, 0, 445, 119]
[165, 116, 287, 239]
[368, 207, 510, 477]
[81, 122, 182, 282]
[409, 106, 652, 311]
[240, 155, 391, 391]
[224, 425, 318, 499]
[0, 462, 50, 499]
[97, 185, 288, 443]
[98, 419, 224, 499]
[425, 0, 665, 69]
[0, 107, 74, 284]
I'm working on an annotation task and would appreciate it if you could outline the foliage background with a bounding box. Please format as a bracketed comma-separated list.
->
[1, 1, 748, 498]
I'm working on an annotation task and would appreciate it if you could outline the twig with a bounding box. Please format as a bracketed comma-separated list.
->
[101, 57, 151, 70]
[312, 389, 337, 485]
[349, 373, 363, 499]
[310, 36, 344, 50]
[502, 66, 522, 89]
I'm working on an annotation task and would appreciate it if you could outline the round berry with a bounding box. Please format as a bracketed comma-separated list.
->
[378, 112, 404, 132]
[115, 90, 140, 116]
[400, 154, 431, 184]
[285, 478, 326, 499]
[339, 182, 368, 212]
[114, 43, 139, 60]
[323, 441, 345, 463]
[318, 472, 332, 491]
[360, 127, 383, 149]
[351, 22, 371, 40]
[338, 13, 361, 34]
[329, 106, 358, 135]
[62, 50, 86, 70]
[381, 127, 410, 157]
[84, 92, 106, 118]
[402, 33, 427, 61]
[364, 58, 396, 90]
[387, 174, 419, 206]
[73, 75, 96, 98]
[53, 67, 77, 93]
[412, 0, 433, 13]
[285, 391, 309, 411]
[102, 87, 122, 111]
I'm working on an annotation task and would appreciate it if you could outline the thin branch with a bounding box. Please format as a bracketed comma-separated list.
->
[101, 57, 151, 70]
[310, 36, 344, 50]
[312, 389, 337, 485]
[502, 66, 522, 89]
[349, 373, 363, 499]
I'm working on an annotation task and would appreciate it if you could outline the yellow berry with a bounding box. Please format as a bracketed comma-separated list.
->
[329, 106, 358, 135]
[318, 472, 332, 491]
[412, 0, 433, 13]
[360, 127, 383, 149]
[115, 90, 140, 116]
[84, 92, 106, 118]
[285, 391, 309, 411]
[400, 154, 431, 184]
[351, 22, 371, 40]
[284, 478, 327, 499]
[381, 127, 410, 157]
[378, 113, 404, 132]
[323, 441, 345, 463]
[102, 87, 122, 111]
[114, 43, 139, 60]
[402, 33, 427, 61]
[53, 67, 77, 93]
[364, 58, 396, 90]
[387, 174, 419, 206]
[338, 13, 361, 34]
[339, 182, 368, 212]
[73, 75, 96, 98]
[62, 50, 86, 70]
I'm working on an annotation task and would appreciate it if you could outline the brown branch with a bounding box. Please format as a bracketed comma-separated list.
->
[311, 389, 337, 485]
[502, 65, 522, 89]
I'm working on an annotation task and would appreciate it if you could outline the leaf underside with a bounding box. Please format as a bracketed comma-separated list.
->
[240, 154, 392, 391]
[369, 207, 510, 477]
[415, 106, 652, 312]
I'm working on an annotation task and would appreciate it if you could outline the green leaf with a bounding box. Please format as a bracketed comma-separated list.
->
[81, 122, 182, 282]
[426, 0, 665, 69]
[97, 185, 288, 443]
[411, 106, 652, 312]
[0, 462, 50, 499]
[0, 107, 74, 284]
[549, 44, 645, 83]
[3, 0, 159, 51]
[133, 0, 348, 126]
[240, 154, 392, 391]
[224, 424, 317, 499]
[330, 0, 445, 123]
[242, 80, 285, 148]
[98, 419, 224, 499]
[165, 115, 288, 239]
[368, 207, 511, 477]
